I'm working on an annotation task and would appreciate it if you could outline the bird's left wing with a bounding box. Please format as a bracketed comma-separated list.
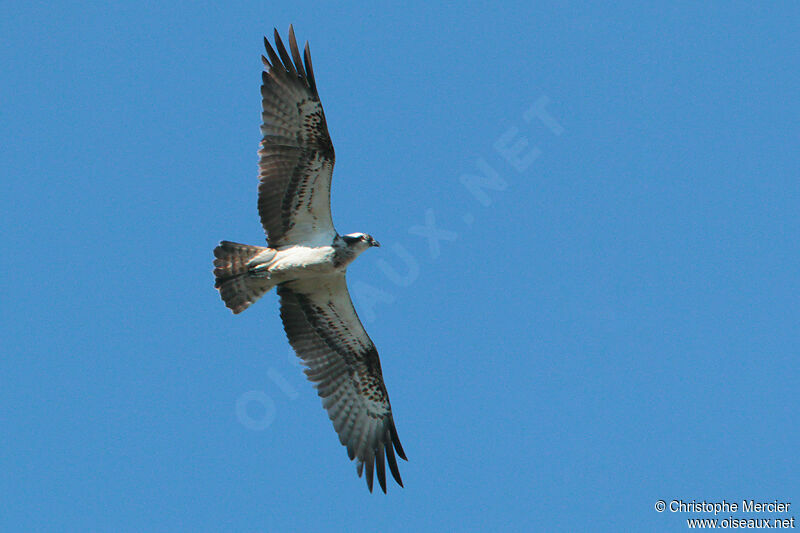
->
[258, 27, 336, 247]
[277, 274, 407, 493]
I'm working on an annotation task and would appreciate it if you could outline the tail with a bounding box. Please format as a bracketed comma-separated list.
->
[213, 241, 275, 314]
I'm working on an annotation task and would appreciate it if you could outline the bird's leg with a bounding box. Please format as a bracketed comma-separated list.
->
[248, 263, 272, 279]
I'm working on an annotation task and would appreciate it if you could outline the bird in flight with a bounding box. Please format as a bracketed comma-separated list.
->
[213, 26, 407, 493]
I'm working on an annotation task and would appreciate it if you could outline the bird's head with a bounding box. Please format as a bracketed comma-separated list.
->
[342, 232, 381, 251]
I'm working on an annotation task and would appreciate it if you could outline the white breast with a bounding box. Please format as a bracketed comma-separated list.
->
[270, 245, 337, 275]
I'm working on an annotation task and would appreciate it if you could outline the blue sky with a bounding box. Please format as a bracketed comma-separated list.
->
[2, 2, 798, 531]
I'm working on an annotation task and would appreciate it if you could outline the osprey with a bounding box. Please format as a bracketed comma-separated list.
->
[213, 27, 406, 493]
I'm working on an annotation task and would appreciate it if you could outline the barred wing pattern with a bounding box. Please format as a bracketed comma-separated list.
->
[277, 274, 407, 493]
[258, 27, 336, 247]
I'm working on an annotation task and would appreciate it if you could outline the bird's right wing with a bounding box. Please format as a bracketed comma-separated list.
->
[277, 274, 407, 493]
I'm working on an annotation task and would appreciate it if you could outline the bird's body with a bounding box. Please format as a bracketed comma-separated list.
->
[212, 27, 406, 493]
[256, 243, 339, 278]
[269, 243, 339, 274]
[269, 234, 377, 275]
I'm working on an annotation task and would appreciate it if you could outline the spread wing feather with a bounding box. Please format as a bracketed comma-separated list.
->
[277, 274, 407, 493]
[258, 26, 336, 247]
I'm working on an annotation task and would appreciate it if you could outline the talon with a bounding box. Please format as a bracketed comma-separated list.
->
[249, 264, 271, 279]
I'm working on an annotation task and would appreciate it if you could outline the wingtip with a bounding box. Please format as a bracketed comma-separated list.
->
[385, 437, 404, 487]
[303, 41, 317, 94]
[390, 419, 408, 461]
[263, 35, 280, 69]
[287, 25, 306, 80]
[365, 454, 375, 492]
[376, 444, 387, 493]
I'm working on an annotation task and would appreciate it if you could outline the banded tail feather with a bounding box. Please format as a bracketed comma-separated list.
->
[213, 241, 275, 313]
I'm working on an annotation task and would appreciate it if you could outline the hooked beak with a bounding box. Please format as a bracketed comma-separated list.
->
[372, 240, 381, 248]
